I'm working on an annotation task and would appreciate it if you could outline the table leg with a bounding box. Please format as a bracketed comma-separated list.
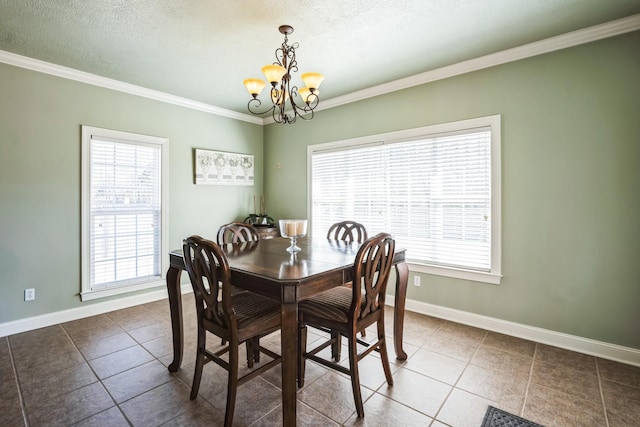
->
[393, 261, 409, 360]
[280, 288, 298, 427]
[166, 266, 184, 372]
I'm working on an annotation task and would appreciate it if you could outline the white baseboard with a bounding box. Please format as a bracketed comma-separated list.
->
[2, 290, 638, 367]
[0, 284, 193, 338]
[388, 297, 640, 367]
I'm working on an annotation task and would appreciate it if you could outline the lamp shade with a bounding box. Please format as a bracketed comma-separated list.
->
[262, 64, 287, 84]
[301, 72, 324, 90]
[298, 87, 319, 104]
[243, 78, 266, 96]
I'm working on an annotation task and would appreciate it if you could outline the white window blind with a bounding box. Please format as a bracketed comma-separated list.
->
[81, 126, 168, 300]
[309, 116, 501, 282]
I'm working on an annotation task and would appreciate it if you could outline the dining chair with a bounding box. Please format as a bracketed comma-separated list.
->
[183, 235, 281, 427]
[327, 220, 369, 347]
[326, 220, 368, 243]
[216, 221, 261, 356]
[297, 232, 395, 418]
[217, 221, 260, 245]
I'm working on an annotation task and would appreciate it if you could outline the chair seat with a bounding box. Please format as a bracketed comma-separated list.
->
[299, 287, 364, 324]
[206, 291, 281, 331]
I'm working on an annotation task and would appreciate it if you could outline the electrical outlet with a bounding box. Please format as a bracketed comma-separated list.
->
[24, 288, 35, 301]
[413, 276, 421, 287]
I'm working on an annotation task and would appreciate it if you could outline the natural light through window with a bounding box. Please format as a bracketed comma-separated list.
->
[308, 116, 501, 284]
[81, 126, 168, 300]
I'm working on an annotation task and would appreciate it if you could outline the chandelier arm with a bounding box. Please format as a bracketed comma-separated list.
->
[247, 97, 275, 116]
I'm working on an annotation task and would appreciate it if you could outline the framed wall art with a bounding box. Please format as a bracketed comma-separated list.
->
[194, 149, 254, 186]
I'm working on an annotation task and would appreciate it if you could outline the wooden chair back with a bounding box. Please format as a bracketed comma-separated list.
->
[326, 220, 368, 243]
[183, 235, 233, 331]
[351, 232, 395, 320]
[217, 222, 260, 245]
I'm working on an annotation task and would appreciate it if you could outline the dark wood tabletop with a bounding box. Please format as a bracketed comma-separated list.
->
[165, 237, 408, 427]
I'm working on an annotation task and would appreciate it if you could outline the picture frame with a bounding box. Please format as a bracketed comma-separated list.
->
[194, 149, 254, 186]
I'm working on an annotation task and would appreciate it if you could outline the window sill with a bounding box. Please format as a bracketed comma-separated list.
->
[408, 262, 502, 285]
[81, 279, 165, 301]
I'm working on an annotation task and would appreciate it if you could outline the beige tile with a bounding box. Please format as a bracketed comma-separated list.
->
[183, 351, 282, 427]
[336, 346, 398, 391]
[471, 345, 533, 376]
[74, 406, 130, 427]
[403, 348, 467, 385]
[298, 370, 374, 424]
[598, 358, 640, 388]
[482, 331, 536, 357]
[601, 380, 640, 427]
[5, 298, 631, 427]
[106, 305, 165, 331]
[252, 402, 340, 426]
[21, 362, 98, 407]
[62, 314, 121, 339]
[423, 321, 487, 362]
[378, 366, 451, 417]
[262, 356, 328, 391]
[390, 310, 443, 348]
[0, 392, 24, 427]
[344, 392, 433, 426]
[127, 320, 172, 343]
[10, 327, 77, 363]
[88, 345, 154, 379]
[141, 333, 174, 359]
[102, 360, 174, 403]
[524, 383, 606, 427]
[13, 344, 85, 381]
[530, 360, 601, 402]
[535, 344, 597, 374]
[456, 363, 528, 413]
[438, 321, 487, 342]
[160, 400, 225, 426]
[119, 380, 195, 426]
[436, 388, 497, 427]
[26, 382, 114, 427]
[74, 331, 138, 360]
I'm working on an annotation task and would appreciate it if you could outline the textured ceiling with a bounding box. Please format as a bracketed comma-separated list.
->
[1, 0, 639, 114]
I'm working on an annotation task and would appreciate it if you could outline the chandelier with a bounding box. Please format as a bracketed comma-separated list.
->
[243, 25, 324, 124]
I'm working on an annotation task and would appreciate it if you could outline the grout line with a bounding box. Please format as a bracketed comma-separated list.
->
[520, 342, 538, 417]
[6, 336, 31, 427]
[428, 326, 489, 425]
[59, 322, 135, 426]
[595, 359, 611, 427]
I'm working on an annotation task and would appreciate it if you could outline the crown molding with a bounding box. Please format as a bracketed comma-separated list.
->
[1, 14, 638, 126]
[316, 13, 640, 113]
[0, 50, 263, 125]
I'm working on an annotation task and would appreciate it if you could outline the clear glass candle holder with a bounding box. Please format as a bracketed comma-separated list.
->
[279, 219, 308, 253]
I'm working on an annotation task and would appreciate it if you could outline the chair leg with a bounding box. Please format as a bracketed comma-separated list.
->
[331, 330, 342, 361]
[246, 339, 254, 368]
[252, 337, 261, 363]
[224, 341, 239, 427]
[298, 324, 307, 388]
[348, 333, 365, 418]
[190, 327, 206, 400]
[378, 319, 394, 385]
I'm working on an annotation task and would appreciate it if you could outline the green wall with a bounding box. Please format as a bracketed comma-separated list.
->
[0, 63, 263, 323]
[1, 31, 638, 350]
[263, 31, 640, 349]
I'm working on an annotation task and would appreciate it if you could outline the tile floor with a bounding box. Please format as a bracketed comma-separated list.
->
[1, 294, 639, 426]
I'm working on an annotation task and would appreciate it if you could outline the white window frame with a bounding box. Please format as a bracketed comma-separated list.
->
[81, 126, 169, 301]
[307, 115, 502, 284]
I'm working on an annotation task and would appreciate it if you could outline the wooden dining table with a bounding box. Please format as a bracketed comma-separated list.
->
[165, 236, 408, 427]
